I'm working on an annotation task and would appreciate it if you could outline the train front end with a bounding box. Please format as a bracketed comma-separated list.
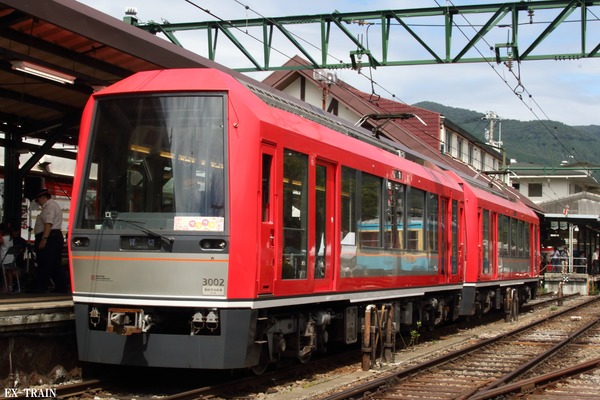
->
[69, 70, 259, 369]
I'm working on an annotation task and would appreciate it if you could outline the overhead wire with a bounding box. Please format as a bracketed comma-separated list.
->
[184, 0, 592, 165]
[195, 0, 441, 150]
[433, 0, 584, 164]
[184, 0, 307, 67]
[197, 0, 413, 105]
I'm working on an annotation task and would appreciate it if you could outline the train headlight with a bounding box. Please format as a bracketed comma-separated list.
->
[191, 312, 205, 335]
[199, 239, 227, 250]
[205, 309, 219, 332]
[89, 307, 101, 327]
[190, 309, 220, 335]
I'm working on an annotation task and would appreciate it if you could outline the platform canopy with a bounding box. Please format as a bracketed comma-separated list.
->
[0, 0, 236, 151]
[0, 0, 240, 219]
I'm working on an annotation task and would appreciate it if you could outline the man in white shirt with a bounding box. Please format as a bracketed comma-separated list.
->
[30, 188, 68, 293]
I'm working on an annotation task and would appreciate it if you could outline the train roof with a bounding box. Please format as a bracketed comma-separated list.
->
[450, 171, 538, 221]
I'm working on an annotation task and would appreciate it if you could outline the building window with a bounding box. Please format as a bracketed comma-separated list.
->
[528, 183, 542, 197]
[445, 130, 452, 156]
[468, 145, 473, 165]
[457, 138, 463, 160]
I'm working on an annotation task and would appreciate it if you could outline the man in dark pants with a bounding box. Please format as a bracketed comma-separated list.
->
[31, 188, 68, 293]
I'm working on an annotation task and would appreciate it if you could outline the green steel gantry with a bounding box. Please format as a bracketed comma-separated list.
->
[127, 0, 600, 72]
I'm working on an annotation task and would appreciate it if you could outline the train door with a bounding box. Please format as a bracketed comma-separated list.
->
[440, 197, 448, 282]
[313, 159, 335, 292]
[449, 199, 464, 283]
[258, 143, 276, 294]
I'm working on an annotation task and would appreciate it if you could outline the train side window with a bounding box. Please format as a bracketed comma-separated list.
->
[359, 173, 382, 248]
[516, 219, 523, 257]
[510, 218, 518, 257]
[498, 214, 509, 257]
[426, 193, 439, 253]
[386, 183, 405, 249]
[524, 222, 530, 258]
[282, 150, 308, 280]
[407, 187, 425, 251]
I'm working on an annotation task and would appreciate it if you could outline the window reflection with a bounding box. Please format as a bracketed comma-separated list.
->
[77, 95, 226, 231]
[282, 150, 308, 279]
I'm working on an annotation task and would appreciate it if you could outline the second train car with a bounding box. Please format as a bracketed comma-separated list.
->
[69, 68, 540, 371]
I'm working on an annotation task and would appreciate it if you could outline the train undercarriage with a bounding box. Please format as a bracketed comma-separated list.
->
[78, 282, 537, 372]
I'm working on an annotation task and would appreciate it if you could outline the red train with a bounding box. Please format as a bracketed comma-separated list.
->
[69, 68, 540, 371]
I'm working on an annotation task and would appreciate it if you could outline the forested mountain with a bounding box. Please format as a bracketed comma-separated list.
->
[414, 101, 600, 169]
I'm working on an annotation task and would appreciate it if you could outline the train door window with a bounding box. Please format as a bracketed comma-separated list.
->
[426, 193, 438, 253]
[259, 144, 276, 294]
[482, 209, 490, 274]
[359, 173, 382, 248]
[282, 149, 308, 280]
[341, 167, 357, 276]
[407, 187, 425, 251]
[385, 182, 404, 249]
[440, 198, 448, 274]
[451, 200, 458, 275]
[314, 164, 327, 279]
[262, 153, 273, 222]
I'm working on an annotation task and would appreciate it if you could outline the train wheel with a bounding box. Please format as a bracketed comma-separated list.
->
[251, 362, 269, 375]
[298, 351, 312, 364]
[250, 340, 270, 375]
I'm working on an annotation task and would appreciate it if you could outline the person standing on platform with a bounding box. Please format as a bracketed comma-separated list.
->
[0, 222, 17, 293]
[551, 247, 561, 273]
[31, 188, 68, 293]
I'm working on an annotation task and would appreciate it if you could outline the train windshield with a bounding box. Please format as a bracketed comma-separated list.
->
[76, 94, 226, 232]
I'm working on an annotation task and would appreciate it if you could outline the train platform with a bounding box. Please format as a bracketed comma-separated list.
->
[0, 292, 78, 383]
[0, 292, 74, 333]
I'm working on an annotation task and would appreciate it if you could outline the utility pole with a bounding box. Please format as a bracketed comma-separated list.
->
[482, 111, 507, 183]
[483, 111, 503, 149]
[313, 70, 337, 111]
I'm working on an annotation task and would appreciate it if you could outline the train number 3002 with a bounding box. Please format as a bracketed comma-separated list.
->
[202, 278, 225, 286]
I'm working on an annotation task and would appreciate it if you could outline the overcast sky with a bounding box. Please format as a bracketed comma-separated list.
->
[77, 0, 600, 127]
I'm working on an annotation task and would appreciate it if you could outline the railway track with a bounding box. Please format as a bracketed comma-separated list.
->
[322, 296, 600, 400]
[468, 357, 600, 399]
[0, 293, 587, 400]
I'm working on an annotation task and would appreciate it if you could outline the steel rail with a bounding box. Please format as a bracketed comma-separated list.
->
[467, 356, 600, 399]
[321, 296, 599, 400]
[464, 316, 600, 399]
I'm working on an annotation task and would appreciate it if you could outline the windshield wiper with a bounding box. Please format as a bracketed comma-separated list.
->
[107, 217, 175, 252]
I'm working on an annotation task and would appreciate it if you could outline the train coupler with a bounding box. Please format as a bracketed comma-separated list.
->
[107, 308, 145, 335]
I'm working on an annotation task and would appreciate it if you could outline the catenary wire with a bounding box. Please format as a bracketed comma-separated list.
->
[434, 0, 584, 165]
